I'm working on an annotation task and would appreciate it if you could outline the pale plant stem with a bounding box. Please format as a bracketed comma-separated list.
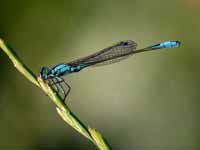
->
[0, 38, 111, 150]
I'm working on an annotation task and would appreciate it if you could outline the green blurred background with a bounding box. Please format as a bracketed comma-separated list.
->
[0, 0, 199, 149]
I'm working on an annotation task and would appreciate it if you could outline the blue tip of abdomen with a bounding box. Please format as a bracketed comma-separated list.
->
[151, 41, 181, 50]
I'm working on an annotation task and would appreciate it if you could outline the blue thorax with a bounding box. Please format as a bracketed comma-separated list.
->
[51, 64, 85, 77]
[40, 64, 86, 80]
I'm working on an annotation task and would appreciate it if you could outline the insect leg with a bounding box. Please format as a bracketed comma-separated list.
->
[48, 78, 60, 93]
[59, 77, 71, 102]
[54, 77, 66, 100]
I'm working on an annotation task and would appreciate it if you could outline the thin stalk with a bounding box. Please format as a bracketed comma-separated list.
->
[0, 38, 111, 150]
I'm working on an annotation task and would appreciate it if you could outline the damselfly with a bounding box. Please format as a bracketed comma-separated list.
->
[40, 40, 181, 102]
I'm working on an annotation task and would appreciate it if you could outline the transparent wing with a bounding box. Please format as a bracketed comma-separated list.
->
[68, 40, 137, 67]
[92, 55, 129, 66]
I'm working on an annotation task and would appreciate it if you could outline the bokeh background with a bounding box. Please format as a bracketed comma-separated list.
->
[0, 0, 199, 149]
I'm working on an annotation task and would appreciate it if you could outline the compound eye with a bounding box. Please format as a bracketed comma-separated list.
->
[40, 67, 50, 80]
